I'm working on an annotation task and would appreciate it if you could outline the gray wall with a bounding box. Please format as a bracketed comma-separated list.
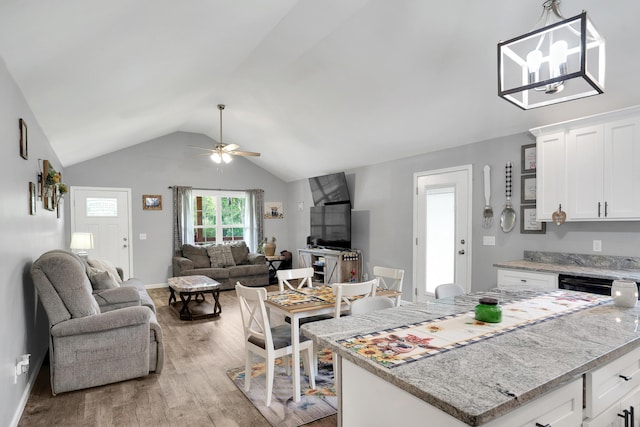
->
[288, 132, 640, 301]
[64, 132, 290, 285]
[0, 57, 65, 426]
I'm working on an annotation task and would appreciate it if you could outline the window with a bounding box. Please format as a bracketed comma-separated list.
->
[193, 190, 246, 245]
[86, 197, 118, 217]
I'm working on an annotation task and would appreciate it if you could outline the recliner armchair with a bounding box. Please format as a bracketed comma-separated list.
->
[31, 250, 163, 395]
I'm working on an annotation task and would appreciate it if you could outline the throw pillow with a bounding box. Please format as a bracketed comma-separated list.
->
[228, 242, 249, 265]
[87, 259, 123, 284]
[181, 244, 211, 268]
[207, 245, 236, 268]
[86, 266, 119, 290]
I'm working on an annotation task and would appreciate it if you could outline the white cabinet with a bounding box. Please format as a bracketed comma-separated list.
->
[497, 269, 558, 290]
[584, 346, 640, 421]
[341, 358, 582, 427]
[297, 248, 361, 284]
[566, 117, 640, 220]
[537, 131, 567, 221]
[532, 107, 640, 222]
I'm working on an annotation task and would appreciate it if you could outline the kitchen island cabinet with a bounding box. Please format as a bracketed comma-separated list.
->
[302, 291, 640, 426]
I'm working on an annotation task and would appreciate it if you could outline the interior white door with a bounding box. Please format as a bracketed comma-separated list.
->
[414, 166, 472, 302]
[71, 187, 133, 278]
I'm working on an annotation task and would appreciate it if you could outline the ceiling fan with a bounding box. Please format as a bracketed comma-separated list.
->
[192, 104, 260, 164]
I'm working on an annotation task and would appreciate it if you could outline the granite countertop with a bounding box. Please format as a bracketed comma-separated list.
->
[302, 292, 640, 426]
[494, 251, 640, 282]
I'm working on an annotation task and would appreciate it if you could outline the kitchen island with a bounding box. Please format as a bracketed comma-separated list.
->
[301, 290, 640, 426]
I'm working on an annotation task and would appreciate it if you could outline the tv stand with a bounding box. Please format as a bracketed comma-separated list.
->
[298, 248, 362, 284]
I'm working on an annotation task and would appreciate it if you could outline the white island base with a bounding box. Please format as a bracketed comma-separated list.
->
[341, 358, 582, 426]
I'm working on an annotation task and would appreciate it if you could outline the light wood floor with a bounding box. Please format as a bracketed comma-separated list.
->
[19, 286, 337, 427]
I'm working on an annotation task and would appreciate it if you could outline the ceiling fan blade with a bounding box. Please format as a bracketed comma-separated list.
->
[222, 143, 239, 152]
[189, 146, 215, 152]
[231, 150, 261, 157]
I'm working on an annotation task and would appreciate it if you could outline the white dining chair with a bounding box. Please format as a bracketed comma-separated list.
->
[434, 283, 465, 299]
[331, 278, 379, 318]
[373, 266, 405, 306]
[277, 267, 314, 292]
[350, 295, 395, 315]
[235, 282, 315, 406]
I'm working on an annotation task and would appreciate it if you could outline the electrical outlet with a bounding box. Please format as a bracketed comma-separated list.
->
[593, 240, 602, 252]
[139, 233, 147, 240]
[14, 354, 30, 384]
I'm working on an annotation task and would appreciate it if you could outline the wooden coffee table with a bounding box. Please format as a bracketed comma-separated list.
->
[168, 275, 221, 320]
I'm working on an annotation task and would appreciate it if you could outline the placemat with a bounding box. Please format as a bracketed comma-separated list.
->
[338, 291, 611, 368]
[267, 290, 319, 306]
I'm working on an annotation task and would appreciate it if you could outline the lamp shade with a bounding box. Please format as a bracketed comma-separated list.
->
[498, 11, 605, 109]
[70, 232, 94, 251]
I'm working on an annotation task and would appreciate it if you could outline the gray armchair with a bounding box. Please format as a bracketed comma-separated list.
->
[31, 250, 163, 395]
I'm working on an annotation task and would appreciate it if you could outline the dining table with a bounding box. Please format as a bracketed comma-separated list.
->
[264, 284, 401, 402]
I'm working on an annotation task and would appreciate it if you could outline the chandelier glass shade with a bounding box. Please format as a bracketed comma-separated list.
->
[498, 1, 605, 110]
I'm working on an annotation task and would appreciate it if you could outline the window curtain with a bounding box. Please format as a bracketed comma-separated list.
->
[244, 189, 264, 253]
[173, 186, 193, 254]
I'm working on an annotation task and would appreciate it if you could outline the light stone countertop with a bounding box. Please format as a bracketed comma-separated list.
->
[494, 251, 640, 282]
[493, 259, 640, 281]
[301, 292, 640, 426]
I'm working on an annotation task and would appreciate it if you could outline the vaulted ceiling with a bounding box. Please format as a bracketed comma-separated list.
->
[1, 1, 639, 182]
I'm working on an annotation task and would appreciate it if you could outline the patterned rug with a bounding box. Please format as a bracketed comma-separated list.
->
[227, 348, 337, 427]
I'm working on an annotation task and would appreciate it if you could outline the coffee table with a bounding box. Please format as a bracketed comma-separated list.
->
[167, 275, 221, 320]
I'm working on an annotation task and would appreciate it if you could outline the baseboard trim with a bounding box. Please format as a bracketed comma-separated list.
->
[145, 283, 168, 289]
[10, 351, 46, 427]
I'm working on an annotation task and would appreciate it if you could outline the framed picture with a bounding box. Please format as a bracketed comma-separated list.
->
[264, 201, 284, 219]
[520, 205, 546, 234]
[143, 195, 162, 210]
[521, 174, 536, 204]
[29, 181, 36, 215]
[19, 118, 28, 160]
[521, 143, 536, 173]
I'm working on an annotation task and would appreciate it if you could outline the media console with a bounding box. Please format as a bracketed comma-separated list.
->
[297, 248, 362, 284]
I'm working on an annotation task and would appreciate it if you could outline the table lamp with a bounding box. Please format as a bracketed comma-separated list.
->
[70, 232, 94, 259]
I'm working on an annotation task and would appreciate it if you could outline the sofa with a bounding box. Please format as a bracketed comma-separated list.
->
[31, 250, 163, 395]
[172, 242, 269, 290]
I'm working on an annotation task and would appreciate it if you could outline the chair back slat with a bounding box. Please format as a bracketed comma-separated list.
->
[331, 278, 379, 318]
[236, 283, 271, 345]
[277, 267, 314, 292]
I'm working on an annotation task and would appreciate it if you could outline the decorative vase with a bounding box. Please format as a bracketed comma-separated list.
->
[264, 242, 276, 257]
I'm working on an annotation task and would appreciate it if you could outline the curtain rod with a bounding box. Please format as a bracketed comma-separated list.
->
[168, 186, 246, 191]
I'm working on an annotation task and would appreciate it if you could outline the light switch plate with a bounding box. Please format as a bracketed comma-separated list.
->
[139, 233, 147, 240]
[483, 236, 496, 246]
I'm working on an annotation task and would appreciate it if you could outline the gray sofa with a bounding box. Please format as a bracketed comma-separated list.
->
[172, 242, 269, 290]
[31, 250, 163, 395]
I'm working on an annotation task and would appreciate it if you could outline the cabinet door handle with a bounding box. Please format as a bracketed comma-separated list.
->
[535, 423, 551, 427]
[605, 201, 608, 217]
[598, 201, 601, 217]
[620, 374, 633, 381]
[618, 409, 630, 427]
[520, 279, 527, 282]
[631, 405, 635, 427]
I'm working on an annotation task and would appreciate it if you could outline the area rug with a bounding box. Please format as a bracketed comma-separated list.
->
[227, 348, 337, 427]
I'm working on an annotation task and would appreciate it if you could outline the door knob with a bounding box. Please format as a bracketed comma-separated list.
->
[458, 250, 465, 255]
[460, 239, 465, 244]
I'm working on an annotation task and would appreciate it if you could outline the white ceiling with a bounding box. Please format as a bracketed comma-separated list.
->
[1, 1, 639, 182]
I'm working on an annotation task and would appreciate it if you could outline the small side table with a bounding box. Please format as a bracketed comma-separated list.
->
[168, 275, 221, 321]
[266, 255, 286, 284]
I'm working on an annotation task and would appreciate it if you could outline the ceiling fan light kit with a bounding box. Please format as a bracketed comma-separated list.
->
[195, 103, 260, 164]
[498, 0, 605, 110]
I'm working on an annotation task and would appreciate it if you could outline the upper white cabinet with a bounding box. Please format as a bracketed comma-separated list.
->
[536, 131, 566, 221]
[532, 106, 640, 222]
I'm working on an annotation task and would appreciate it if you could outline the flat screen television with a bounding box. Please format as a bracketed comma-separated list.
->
[309, 172, 351, 206]
[309, 203, 351, 249]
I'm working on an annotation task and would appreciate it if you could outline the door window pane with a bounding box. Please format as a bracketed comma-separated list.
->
[425, 187, 455, 294]
[86, 198, 118, 217]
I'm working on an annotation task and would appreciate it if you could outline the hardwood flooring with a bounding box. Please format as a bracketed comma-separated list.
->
[19, 286, 337, 427]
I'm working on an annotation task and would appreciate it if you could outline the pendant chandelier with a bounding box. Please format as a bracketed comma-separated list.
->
[498, 0, 605, 110]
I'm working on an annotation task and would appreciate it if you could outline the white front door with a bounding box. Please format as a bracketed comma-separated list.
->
[414, 166, 472, 302]
[70, 187, 133, 278]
